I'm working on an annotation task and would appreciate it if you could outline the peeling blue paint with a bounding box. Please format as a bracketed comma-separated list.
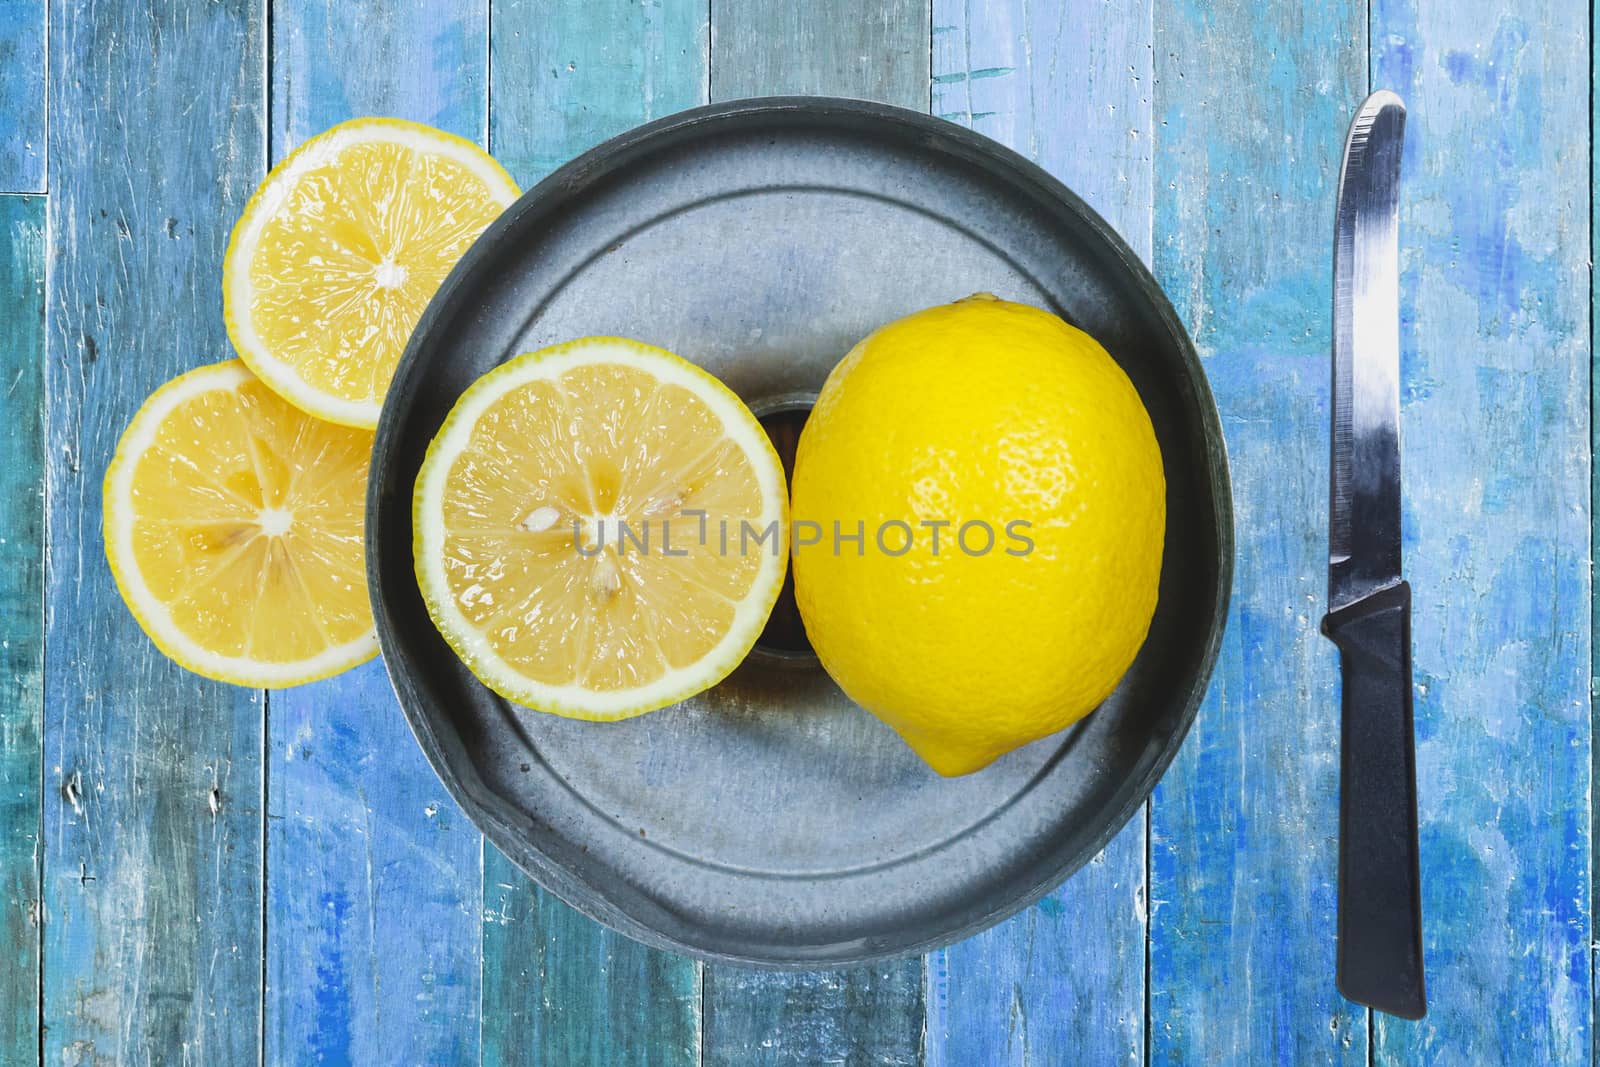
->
[312, 890, 354, 1067]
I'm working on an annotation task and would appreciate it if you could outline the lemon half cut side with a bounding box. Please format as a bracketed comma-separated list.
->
[104, 360, 379, 688]
[413, 337, 789, 721]
[224, 118, 520, 429]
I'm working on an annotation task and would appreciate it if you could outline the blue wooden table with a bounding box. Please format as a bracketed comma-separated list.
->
[0, 0, 1589, 1063]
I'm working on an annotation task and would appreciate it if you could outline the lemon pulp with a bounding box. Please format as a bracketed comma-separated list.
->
[414, 337, 789, 720]
[224, 118, 519, 428]
[103, 360, 378, 687]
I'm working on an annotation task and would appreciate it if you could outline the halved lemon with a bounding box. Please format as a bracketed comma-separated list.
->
[414, 338, 788, 720]
[223, 118, 520, 429]
[104, 360, 378, 688]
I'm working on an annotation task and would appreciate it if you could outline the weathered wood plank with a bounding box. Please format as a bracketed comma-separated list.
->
[1370, 1, 1591, 1062]
[709, 0, 930, 108]
[489, 0, 709, 183]
[1147, 1, 1369, 1062]
[483, 3, 709, 1063]
[930, 0, 1153, 261]
[926, 853, 1144, 1065]
[267, 665, 484, 1066]
[42, 3, 266, 1062]
[0, 194, 44, 1067]
[924, 3, 1150, 1063]
[705, 963, 925, 1067]
[481, 887, 701, 1066]
[0, 2, 44, 192]
[264, 4, 489, 1063]
[701, 6, 930, 1063]
[271, 0, 489, 152]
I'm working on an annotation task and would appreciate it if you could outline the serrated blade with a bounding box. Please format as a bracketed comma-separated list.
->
[1330, 91, 1405, 613]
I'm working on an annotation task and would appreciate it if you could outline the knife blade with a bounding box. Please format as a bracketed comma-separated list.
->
[1330, 91, 1404, 611]
[1322, 89, 1426, 1020]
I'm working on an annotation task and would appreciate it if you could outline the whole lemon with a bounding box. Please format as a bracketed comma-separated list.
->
[791, 295, 1165, 776]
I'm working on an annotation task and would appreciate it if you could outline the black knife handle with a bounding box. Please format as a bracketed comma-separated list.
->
[1321, 580, 1426, 1019]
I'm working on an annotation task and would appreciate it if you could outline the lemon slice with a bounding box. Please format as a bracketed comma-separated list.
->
[104, 360, 379, 687]
[224, 118, 519, 429]
[414, 338, 788, 720]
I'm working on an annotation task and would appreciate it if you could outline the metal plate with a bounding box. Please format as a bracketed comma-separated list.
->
[369, 97, 1233, 966]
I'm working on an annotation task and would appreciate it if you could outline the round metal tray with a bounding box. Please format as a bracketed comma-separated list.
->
[368, 97, 1233, 965]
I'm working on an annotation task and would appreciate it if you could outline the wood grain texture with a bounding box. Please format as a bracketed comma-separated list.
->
[42, 3, 266, 1063]
[264, 4, 489, 1063]
[0, 2, 44, 192]
[931, 0, 1153, 262]
[0, 194, 44, 1067]
[709, 0, 930, 109]
[483, 4, 708, 1063]
[924, 3, 1150, 1063]
[482, 886, 701, 1066]
[1371, 1, 1592, 1062]
[699, 6, 931, 1065]
[927, 845, 1144, 1065]
[266, 665, 484, 1066]
[489, 0, 709, 184]
[704, 964, 925, 1067]
[1147, 1, 1370, 1062]
[271, 0, 489, 153]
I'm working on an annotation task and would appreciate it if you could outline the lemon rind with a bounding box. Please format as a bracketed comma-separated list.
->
[103, 359, 380, 689]
[413, 338, 789, 721]
[223, 118, 522, 430]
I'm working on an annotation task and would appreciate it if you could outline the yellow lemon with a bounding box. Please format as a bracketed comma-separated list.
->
[103, 360, 378, 687]
[791, 296, 1165, 775]
[224, 118, 519, 429]
[413, 338, 789, 720]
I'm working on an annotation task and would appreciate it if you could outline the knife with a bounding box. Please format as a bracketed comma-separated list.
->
[1322, 89, 1426, 1020]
